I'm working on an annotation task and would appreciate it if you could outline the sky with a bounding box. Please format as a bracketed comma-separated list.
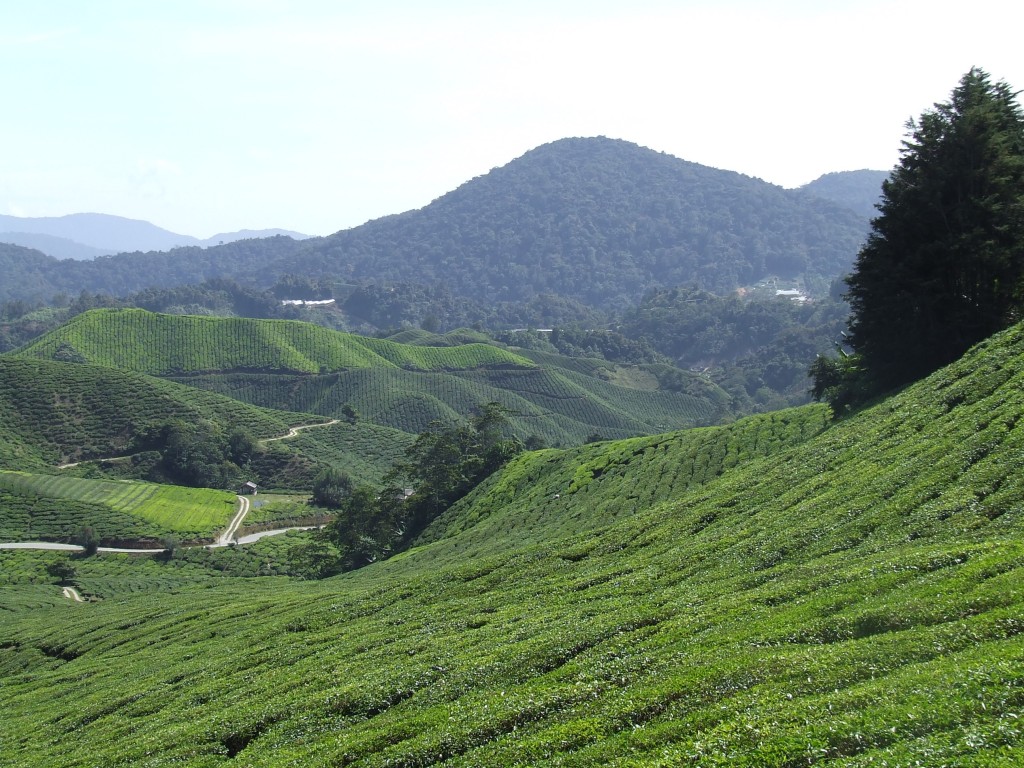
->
[2, 0, 1022, 238]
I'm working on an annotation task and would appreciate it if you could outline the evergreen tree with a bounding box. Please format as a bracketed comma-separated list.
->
[844, 68, 1024, 394]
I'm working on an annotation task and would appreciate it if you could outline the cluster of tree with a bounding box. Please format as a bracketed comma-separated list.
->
[813, 68, 1024, 413]
[615, 287, 850, 408]
[132, 419, 259, 489]
[303, 403, 523, 573]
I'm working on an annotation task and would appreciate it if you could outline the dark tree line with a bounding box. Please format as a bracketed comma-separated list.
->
[813, 68, 1024, 412]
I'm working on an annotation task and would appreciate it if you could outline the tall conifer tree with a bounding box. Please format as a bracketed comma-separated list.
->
[844, 68, 1024, 393]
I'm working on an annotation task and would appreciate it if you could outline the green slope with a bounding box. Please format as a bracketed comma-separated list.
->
[0, 472, 237, 544]
[16, 308, 732, 442]
[14, 308, 536, 375]
[2, 324, 1024, 765]
[413, 405, 831, 557]
[176, 365, 725, 444]
[0, 356, 314, 468]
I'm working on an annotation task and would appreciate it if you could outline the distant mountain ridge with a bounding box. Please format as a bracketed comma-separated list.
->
[0, 212, 309, 259]
[275, 137, 872, 304]
[1, 137, 871, 305]
[797, 169, 889, 219]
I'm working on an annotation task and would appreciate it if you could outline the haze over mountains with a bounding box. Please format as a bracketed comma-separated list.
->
[1, 138, 884, 307]
[0, 212, 310, 261]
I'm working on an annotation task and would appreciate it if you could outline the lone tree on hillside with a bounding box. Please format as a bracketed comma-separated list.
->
[814, 68, 1024, 410]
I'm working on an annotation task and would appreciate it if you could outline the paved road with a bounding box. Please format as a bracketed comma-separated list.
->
[0, 542, 163, 553]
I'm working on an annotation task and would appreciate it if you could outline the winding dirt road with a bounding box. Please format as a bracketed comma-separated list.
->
[62, 586, 85, 602]
[217, 495, 250, 545]
[259, 419, 339, 444]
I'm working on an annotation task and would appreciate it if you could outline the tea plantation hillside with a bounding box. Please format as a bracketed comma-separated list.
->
[0, 357, 317, 468]
[2, 324, 1024, 765]
[0, 471, 237, 545]
[14, 308, 539, 375]
[16, 308, 732, 442]
[412, 405, 831, 558]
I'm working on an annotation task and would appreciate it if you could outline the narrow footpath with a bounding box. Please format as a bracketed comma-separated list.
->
[62, 586, 85, 602]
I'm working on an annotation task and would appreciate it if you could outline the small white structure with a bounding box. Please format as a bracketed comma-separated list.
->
[280, 299, 336, 307]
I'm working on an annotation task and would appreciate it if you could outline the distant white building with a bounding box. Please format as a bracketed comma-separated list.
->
[776, 289, 808, 303]
[280, 298, 336, 307]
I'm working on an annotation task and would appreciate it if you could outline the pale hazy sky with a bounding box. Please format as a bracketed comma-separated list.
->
[2, 0, 1021, 237]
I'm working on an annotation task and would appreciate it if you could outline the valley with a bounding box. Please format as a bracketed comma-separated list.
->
[2, 99, 1023, 765]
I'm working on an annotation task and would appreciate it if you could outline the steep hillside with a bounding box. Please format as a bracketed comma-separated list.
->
[414, 405, 831, 555]
[15, 309, 733, 442]
[282, 137, 870, 305]
[2, 322, 1023, 765]
[0, 356, 314, 468]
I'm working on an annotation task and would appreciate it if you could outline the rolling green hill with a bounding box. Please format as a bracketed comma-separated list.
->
[13, 308, 535, 376]
[413, 405, 831, 556]
[0, 356, 403, 492]
[0, 471, 237, 544]
[0, 356, 309, 468]
[15, 309, 733, 443]
[2, 319, 1023, 764]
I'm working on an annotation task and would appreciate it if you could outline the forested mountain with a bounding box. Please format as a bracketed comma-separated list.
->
[0, 237, 309, 304]
[0, 138, 869, 308]
[281, 137, 870, 307]
[0, 231, 113, 260]
[797, 169, 889, 219]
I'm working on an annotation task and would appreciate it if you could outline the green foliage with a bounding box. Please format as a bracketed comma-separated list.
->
[323, 485, 397, 569]
[2, 321, 1024, 764]
[311, 467, 353, 509]
[0, 236, 308, 305]
[290, 137, 868, 307]
[0, 356, 309, 470]
[72, 525, 98, 556]
[844, 67, 1024, 396]
[388, 402, 524, 543]
[619, 287, 852, 409]
[0, 470, 239, 541]
[14, 308, 536, 376]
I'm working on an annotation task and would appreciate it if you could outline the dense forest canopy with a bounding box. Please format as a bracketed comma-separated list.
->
[280, 137, 870, 308]
[0, 139, 871, 311]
